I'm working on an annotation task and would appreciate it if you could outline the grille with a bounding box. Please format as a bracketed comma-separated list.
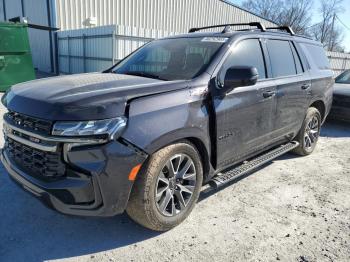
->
[5, 137, 66, 180]
[5, 111, 52, 135]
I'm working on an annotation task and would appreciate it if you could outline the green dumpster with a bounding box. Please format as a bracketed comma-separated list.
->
[0, 22, 35, 92]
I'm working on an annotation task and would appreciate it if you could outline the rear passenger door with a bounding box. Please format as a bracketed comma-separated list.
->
[265, 39, 311, 140]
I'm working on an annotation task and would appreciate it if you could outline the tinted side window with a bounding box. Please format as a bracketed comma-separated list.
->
[219, 39, 266, 83]
[301, 43, 330, 70]
[267, 40, 296, 77]
[291, 43, 303, 74]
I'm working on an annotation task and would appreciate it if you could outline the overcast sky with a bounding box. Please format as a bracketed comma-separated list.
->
[230, 0, 350, 51]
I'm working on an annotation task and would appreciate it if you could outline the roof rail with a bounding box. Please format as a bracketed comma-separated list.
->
[266, 26, 295, 35]
[188, 22, 266, 33]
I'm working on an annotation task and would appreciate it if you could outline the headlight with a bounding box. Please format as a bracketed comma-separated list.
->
[52, 117, 127, 139]
[1, 88, 11, 106]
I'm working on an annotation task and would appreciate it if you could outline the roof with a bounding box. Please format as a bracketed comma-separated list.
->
[162, 29, 316, 43]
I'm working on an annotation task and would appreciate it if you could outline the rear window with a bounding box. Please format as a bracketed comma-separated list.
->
[267, 40, 297, 77]
[300, 43, 330, 70]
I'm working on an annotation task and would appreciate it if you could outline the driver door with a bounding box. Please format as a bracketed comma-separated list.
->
[213, 38, 277, 169]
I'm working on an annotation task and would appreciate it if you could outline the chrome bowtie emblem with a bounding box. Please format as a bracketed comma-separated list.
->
[29, 136, 41, 143]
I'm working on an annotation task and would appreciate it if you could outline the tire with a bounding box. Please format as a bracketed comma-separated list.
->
[126, 141, 203, 231]
[293, 107, 322, 156]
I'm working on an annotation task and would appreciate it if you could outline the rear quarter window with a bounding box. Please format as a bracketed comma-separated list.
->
[300, 43, 330, 70]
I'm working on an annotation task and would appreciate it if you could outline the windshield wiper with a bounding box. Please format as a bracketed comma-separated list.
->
[124, 71, 168, 81]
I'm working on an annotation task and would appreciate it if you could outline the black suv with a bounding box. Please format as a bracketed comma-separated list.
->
[1, 23, 333, 231]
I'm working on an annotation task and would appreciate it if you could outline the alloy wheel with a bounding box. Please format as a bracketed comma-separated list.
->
[304, 115, 319, 149]
[155, 154, 197, 217]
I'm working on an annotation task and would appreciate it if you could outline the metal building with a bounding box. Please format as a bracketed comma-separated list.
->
[1, 0, 349, 75]
[0, 0, 56, 73]
[54, 0, 277, 32]
[0, 0, 278, 74]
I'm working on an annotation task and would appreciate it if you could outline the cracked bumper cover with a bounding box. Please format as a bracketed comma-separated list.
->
[1, 140, 147, 217]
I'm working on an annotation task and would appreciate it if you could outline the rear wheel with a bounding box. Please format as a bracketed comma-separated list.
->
[126, 141, 203, 231]
[293, 107, 321, 156]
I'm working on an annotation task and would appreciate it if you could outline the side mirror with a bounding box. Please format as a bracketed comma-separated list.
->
[221, 66, 259, 93]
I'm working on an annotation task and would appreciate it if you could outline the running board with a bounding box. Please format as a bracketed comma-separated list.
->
[209, 141, 299, 189]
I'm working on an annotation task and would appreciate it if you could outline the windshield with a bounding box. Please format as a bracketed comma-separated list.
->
[112, 37, 227, 81]
[335, 70, 350, 84]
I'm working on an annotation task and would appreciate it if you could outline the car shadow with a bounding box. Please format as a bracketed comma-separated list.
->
[321, 119, 350, 138]
[0, 165, 160, 261]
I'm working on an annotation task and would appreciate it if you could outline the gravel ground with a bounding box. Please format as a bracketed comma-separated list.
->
[0, 102, 349, 262]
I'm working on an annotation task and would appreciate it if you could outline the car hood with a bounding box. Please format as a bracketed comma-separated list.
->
[334, 83, 350, 97]
[3, 73, 188, 121]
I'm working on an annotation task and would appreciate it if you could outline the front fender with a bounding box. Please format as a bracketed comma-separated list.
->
[121, 84, 211, 156]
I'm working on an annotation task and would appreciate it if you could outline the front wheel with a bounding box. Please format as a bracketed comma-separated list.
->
[293, 107, 321, 156]
[126, 141, 203, 231]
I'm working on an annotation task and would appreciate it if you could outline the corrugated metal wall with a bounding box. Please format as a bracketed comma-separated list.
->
[327, 51, 350, 76]
[24, 0, 53, 73]
[0, 0, 55, 73]
[55, 0, 277, 33]
[3, 0, 21, 19]
[57, 24, 179, 74]
[0, 1, 5, 21]
[55, 0, 279, 74]
[57, 25, 350, 75]
[58, 25, 116, 74]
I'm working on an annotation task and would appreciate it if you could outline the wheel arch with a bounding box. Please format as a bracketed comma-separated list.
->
[184, 137, 212, 183]
[139, 129, 213, 183]
[309, 100, 326, 122]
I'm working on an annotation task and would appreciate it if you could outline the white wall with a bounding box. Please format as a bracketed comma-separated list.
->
[55, 0, 277, 32]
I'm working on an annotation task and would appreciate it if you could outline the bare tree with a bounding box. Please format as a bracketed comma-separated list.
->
[242, 0, 284, 24]
[309, 0, 344, 51]
[279, 0, 314, 34]
[242, 0, 345, 51]
[242, 0, 313, 34]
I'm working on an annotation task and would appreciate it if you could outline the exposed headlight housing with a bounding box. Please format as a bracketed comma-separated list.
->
[52, 117, 127, 140]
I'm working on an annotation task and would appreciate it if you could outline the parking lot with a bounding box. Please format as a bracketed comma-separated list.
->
[0, 103, 349, 262]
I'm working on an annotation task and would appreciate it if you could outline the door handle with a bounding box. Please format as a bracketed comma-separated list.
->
[301, 84, 311, 90]
[263, 90, 276, 98]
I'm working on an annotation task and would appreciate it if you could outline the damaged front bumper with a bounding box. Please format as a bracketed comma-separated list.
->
[1, 120, 147, 217]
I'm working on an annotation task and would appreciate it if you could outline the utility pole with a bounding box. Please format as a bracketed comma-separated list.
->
[330, 13, 336, 51]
